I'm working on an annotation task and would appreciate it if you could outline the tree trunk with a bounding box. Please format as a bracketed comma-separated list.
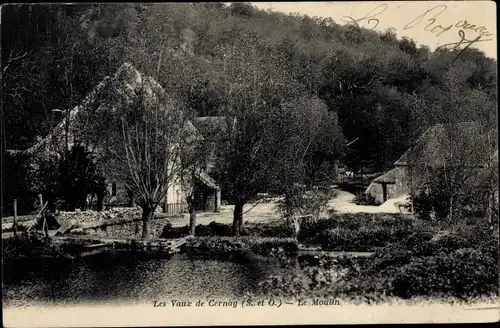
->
[232, 202, 244, 237]
[141, 204, 155, 239]
[189, 211, 197, 236]
[46, 192, 57, 213]
[13, 199, 17, 237]
[187, 195, 196, 236]
[286, 215, 299, 239]
[487, 191, 493, 224]
[80, 192, 88, 211]
[409, 167, 415, 216]
[448, 194, 454, 221]
[134, 221, 140, 236]
[96, 189, 105, 212]
[127, 189, 136, 207]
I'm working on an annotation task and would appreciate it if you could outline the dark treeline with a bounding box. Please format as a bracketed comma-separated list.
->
[2, 2, 497, 173]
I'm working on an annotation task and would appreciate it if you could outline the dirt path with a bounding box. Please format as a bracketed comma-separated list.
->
[168, 199, 283, 227]
[168, 188, 410, 228]
[2, 189, 410, 237]
[328, 190, 410, 214]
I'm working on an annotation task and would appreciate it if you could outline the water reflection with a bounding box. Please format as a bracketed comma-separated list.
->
[3, 251, 289, 308]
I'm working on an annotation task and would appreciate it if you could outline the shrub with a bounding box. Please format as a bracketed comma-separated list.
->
[160, 221, 234, 238]
[390, 248, 499, 298]
[160, 221, 295, 239]
[160, 223, 188, 238]
[362, 243, 412, 276]
[2, 231, 65, 262]
[247, 237, 298, 256]
[182, 236, 298, 257]
[242, 221, 295, 238]
[297, 213, 422, 251]
[197, 222, 233, 236]
[346, 221, 499, 299]
[259, 220, 499, 301]
[182, 236, 245, 255]
[355, 192, 381, 206]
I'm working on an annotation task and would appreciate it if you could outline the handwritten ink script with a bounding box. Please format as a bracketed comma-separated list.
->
[340, 3, 494, 52]
[152, 298, 341, 308]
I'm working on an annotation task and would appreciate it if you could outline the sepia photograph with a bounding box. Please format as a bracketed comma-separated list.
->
[1, 1, 498, 326]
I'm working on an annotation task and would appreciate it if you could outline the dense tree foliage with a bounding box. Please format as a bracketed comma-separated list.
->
[3, 3, 495, 162]
[2, 3, 497, 217]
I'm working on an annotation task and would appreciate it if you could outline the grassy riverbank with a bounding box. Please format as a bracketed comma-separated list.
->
[182, 236, 298, 258]
[257, 216, 499, 302]
[162, 213, 499, 302]
[4, 212, 498, 303]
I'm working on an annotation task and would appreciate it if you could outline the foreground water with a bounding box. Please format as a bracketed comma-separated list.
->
[3, 251, 291, 308]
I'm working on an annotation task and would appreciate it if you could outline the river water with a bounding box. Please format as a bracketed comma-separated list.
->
[3, 251, 293, 308]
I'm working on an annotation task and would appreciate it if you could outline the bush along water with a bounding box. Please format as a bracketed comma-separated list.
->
[2, 231, 67, 263]
[160, 214, 498, 301]
[297, 213, 424, 251]
[182, 236, 298, 260]
[257, 218, 499, 302]
[160, 221, 295, 239]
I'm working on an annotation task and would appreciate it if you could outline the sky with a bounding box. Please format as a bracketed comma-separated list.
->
[251, 1, 497, 59]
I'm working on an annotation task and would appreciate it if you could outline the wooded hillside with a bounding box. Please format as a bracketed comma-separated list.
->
[2, 3, 497, 173]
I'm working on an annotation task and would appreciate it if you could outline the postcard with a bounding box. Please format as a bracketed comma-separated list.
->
[2, 1, 498, 327]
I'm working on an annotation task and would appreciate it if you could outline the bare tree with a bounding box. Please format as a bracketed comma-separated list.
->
[409, 71, 497, 221]
[213, 41, 333, 236]
[82, 68, 193, 238]
[177, 128, 212, 236]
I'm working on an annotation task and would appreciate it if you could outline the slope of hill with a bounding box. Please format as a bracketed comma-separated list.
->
[2, 3, 497, 172]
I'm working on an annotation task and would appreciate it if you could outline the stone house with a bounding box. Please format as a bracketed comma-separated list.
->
[366, 121, 498, 204]
[7, 63, 224, 215]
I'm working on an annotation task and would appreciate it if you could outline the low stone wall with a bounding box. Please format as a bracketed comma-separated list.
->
[57, 207, 171, 239]
[80, 218, 170, 239]
[57, 207, 142, 226]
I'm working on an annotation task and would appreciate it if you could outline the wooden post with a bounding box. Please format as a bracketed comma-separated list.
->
[38, 194, 43, 207]
[38, 194, 44, 232]
[38, 194, 48, 238]
[13, 199, 18, 237]
[215, 188, 221, 212]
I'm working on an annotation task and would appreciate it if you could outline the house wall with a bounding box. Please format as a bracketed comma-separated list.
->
[365, 182, 383, 203]
[101, 139, 219, 213]
[165, 182, 186, 206]
[193, 187, 217, 212]
[107, 177, 219, 214]
[365, 166, 411, 203]
[365, 182, 398, 204]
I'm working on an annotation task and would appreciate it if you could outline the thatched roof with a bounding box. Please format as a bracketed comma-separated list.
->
[394, 121, 497, 167]
[8, 63, 203, 156]
[196, 170, 219, 190]
[373, 168, 397, 184]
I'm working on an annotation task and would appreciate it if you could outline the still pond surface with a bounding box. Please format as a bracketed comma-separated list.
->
[3, 251, 293, 308]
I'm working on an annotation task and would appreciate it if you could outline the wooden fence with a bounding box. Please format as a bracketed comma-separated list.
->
[164, 203, 187, 217]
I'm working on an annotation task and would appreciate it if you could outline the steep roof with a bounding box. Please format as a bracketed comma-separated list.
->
[10, 63, 203, 156]
[394, 121, 497, 167]
[196, 170, 219, 190]
[373, 168, 398, 184]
